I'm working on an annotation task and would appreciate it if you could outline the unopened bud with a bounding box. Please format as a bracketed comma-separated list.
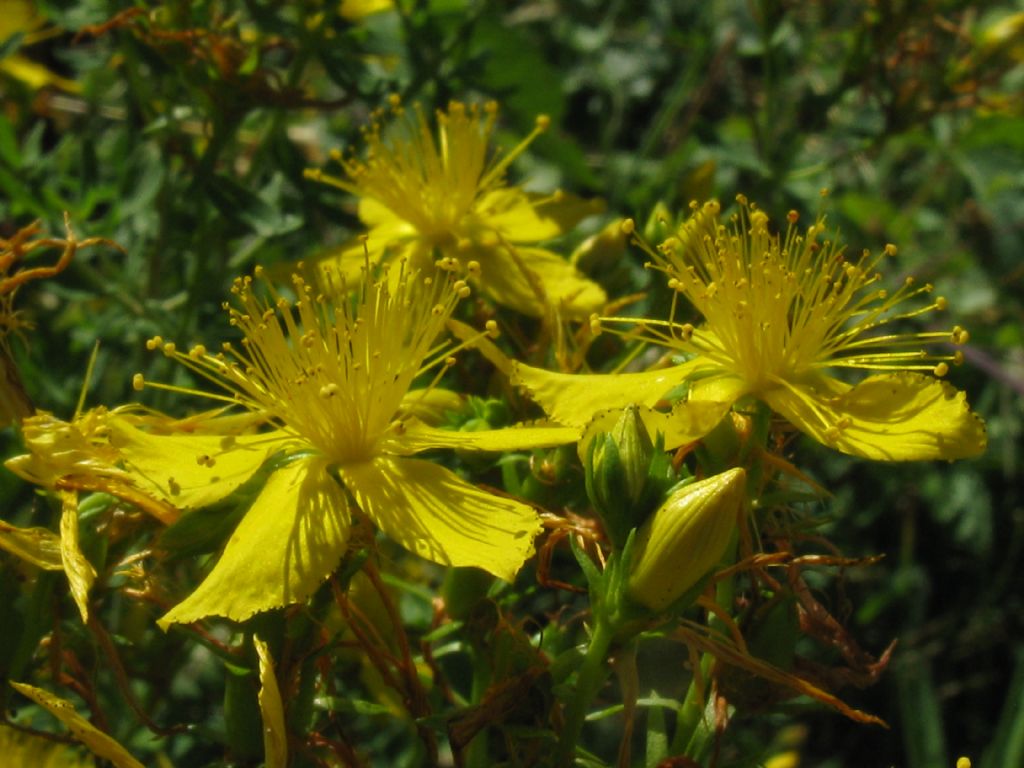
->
[585, 405, 665, 548]
[627, 468, 746, 612]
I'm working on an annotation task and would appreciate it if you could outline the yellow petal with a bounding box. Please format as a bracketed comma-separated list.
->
[10, 682, 144, 768]
[293, 215, 417, 287]
[254, 636, 288, 768]
[659, 375, 748, 449]
[59, 491, 96, 623]
[0, 520, 63, 570]
[159, 457, 350, 626]
[386, 418, 579, 454]
[763, 372, 988, 461]
[477, 245, 606, 319]
[109, 417, 286, 509]
[357, 196, 407, 228]
[477, 189, 600, 242]
[512, 360, 703, 428]
[339, 456, 541, 581]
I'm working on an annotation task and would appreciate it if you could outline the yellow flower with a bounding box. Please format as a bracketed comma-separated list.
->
[513, 198, 986, 461]
[114, 264, 576, 626]
[306, 98, 606, 318]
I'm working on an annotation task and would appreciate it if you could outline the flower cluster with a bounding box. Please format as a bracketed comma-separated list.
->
[0, 97, 991, 768]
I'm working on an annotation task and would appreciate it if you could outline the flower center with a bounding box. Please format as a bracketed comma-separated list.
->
[629, 197, 967, 395]
[308, 98, 549, 242]
[140, 264, 469, 465]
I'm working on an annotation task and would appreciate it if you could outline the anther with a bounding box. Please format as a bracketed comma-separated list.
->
[132, 373, 145, 391]
[319, 383, 339, 398]
[620, 219, 636, 235]
[485, 320, 499, 339]
[933, 362, 949, 377]
[145, 336, 162, 350]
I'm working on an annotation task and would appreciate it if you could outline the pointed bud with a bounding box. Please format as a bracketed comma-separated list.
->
[627, 468, 746, 612]
[585, 405, 668, 548]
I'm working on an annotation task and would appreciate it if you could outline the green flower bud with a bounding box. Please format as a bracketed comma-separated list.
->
[585, 405, 671, 548]
[626, 468, 746, 612]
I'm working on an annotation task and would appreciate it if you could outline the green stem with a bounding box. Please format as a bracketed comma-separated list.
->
[464, 650, 491, 768]
[670, 533, 739, 757]
[557, 618, 616, 767]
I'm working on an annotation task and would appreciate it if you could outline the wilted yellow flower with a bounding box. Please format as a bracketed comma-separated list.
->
[514, 198, 986, 461]
[5, 407, 182, 621]
[307, 98, 606, 318]
[115, 264, 576, 626]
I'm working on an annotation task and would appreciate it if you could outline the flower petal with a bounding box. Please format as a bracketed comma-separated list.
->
[109, 418, 287, 509]
[763, 372, 987, 461]
[0, 520, 63, 571]
[254, 636, 288, 768]
[660, 375, 748, 450]
[59, 491, 96, 623]
[339, 456, 541, 581]
[386, 418, 579, 454]
[476, 245, 606, 319]
[307, 222, 415, 286]
[477, 189, 600, 242]
[512, 360, 706, 428]
[160, 457, 350, 626]
[10, 682, 145, 768]
[358, 196, 408, 228]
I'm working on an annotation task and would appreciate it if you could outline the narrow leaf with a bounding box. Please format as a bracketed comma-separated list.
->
[10, 682, 144, 768]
